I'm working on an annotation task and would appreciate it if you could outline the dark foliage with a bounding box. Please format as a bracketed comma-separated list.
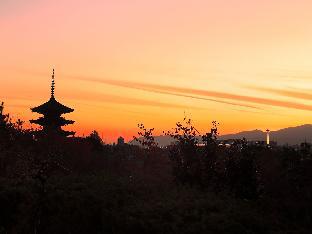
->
[134, 123, 158, 149]
[0, 107, 311, 233]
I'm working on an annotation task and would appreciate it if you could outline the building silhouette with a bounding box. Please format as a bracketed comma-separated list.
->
[30, 69, 75, 137]
[117, 136, 125, 145]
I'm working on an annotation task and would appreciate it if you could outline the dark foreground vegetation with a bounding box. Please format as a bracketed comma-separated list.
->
[0, 112, 312, 234]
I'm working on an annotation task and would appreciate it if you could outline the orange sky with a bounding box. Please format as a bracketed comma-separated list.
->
[1, 0, 312, 143]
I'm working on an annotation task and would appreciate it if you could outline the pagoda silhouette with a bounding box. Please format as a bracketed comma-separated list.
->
[30, 69, 75, 137]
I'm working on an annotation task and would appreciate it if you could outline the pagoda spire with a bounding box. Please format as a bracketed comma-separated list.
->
[30, 69, 75, 137]
[51, 69, 55, 98]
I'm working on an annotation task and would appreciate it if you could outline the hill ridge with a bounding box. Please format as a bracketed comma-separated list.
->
[130, 124, 312, 146]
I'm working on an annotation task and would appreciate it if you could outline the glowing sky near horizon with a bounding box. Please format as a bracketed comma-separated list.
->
[1, 0, 312, 142]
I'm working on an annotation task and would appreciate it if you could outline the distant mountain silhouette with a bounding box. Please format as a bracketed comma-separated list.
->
[219, 129, 264, 142]
[129, 135, 176, 147]
[130, 124, 312, 146]
[220, 124, 312, 145]
[272, 124, 312, 145]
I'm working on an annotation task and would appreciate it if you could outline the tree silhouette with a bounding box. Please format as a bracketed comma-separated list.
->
[133, 123, 158, 149]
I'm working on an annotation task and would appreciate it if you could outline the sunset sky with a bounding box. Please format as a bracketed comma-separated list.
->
[1, 0, 312, 142]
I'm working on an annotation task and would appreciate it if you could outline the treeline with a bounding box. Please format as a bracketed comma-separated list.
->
[0, 111, 312, 233]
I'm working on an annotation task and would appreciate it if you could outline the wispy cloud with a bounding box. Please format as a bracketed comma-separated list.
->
[142, 89, 261, 110]
[64, 92, 197, 110]
[1, 90, 196, 110]
[247, 86, 312, 101]
[70, 76, 260, 110]
[93, 95, 191, 109]
[264, 68, 312, 81]
[71, 76, 312, 112]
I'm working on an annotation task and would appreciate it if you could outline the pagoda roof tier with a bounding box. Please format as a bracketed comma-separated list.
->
[31, 97, 74, 115]
[30, 116, 75, 126]
[62, 130, 75, 137]
[33, 129, 75, 137]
